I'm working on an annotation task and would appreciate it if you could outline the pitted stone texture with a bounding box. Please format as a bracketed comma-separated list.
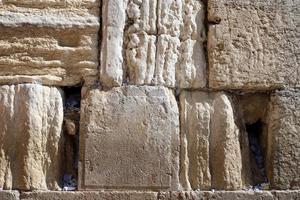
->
[267, 89, 300, 189]
[79, 86, 179, 190]
[101, 0, 206, 89]
[21, 191, 157, 200]
[0, 84, 64, 190]
[273, 191, 300, 200]
[180, 91, 250, 190]
[208, 0, 300, 90]
[0, 191, 19, 200]
[0, 1, 99, 86]
[100, 0, 127, 87]
[158, 191, 276, 200]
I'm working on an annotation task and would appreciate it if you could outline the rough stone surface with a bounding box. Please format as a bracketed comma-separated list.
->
[101, 0, 206, 88]
[21, 191, 157, 200]
[180, 91, 250, 190]
[0, 84, 64, 190]
[0, 1, 99, 86]
[158, 191, 300, 200]
[208, 0, 300, 90]
[79, 86, 179, 190]
[267, 89, 300, 189]
[19, 191, 300, 200]
[0, 191, 19, 200]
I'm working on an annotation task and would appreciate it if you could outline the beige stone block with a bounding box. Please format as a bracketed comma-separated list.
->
[208, 0, 300, 90]
[21, 191, 157, 200]
[19, 191, 300, 200]
[79, 86, 179, 190]
[126, 0, 157, 34]
[154, 35, 180, 87]
[158, 191, 275, 200]
[180, 91, 250, 190]
[177, 39, 206, 89]
[125, 32, 156, 85]
[100, 0, 127, 88]
[101, 0, 206, 89]
[157, 0, 182, 37]
[0, 191, 19, 200]
[0, 1, 99, 86]
[267, 89, 300, 189]
[0, 84, 64, 190]
[273, 191, 300, 200]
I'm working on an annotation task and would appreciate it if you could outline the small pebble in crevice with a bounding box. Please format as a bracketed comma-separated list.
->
[246, 120, 269, 190]
[62, 87, 81, 191]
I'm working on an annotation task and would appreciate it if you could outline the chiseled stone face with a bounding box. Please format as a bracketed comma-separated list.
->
[208, 0, 300, 90]
[79, 86, 179, 190]
[101, 0, 206, 89]
[179, 91, 250, 190]
[0, 84, 64, 190]
[0, 0, 99, 86]
[267, 89, 300, 189]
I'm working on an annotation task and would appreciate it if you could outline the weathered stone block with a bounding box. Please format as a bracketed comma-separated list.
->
[0, 1, 99, 86]
[101, 0, 206, 89]
[208, 0, 300, 89]
[267, 89, 300, 189]
[0, 84, 64, 190]
[158, 191, 275, 200]
[180, 91, 250, 190]
[0, 191, 19, 200]
[79, 86, 179, 190]
[18, 191, 300, 200]
[21, 191, 157, 200]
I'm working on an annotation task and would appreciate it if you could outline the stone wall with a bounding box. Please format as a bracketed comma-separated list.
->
[0, 0, 299, 199]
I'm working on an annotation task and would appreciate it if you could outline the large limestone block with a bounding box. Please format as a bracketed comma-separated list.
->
[208, 0, 300, 90]
[21, 191, 157, 200]
[0, 1, 99, 86]
[101, 0, 206, 89]
[267, 89, 300, 189]
[79, 86, 180, 190]
[0, 191, 19, 200]
[180, 91, 250, 190]
[100, 0, 127, 87]
[0, 84, 64, 190]
[158, 191, 274, 200]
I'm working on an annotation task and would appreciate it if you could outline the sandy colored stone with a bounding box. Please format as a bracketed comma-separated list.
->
[101, 0, 206, 89]
[158, 191, 278, 200]
[100, 0, 127, 88]
[273, 191, 300, 200]
[0, 191, 19, 200]
[180, 91, 250, 190]
[14, 191, 300, 200]
[79, 86, 179, 190]
[0, 84, 64, 190]
[154, 35, 180, 87]
[208, 0, 300, 89]
[0, 1, 99, 86]
[125, 32, 156, 85]
[267, 89, 300, 189]
[210, 93, 244, 190]
[21, 191, 157, 200]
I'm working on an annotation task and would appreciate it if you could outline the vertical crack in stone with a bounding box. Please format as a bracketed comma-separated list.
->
[97, 0, 102, 85]
[62, 87, 81, 191]
[246, 120, 268, 187]
[203, 0, 209, 88]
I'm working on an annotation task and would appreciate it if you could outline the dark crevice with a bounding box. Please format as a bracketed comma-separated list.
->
[62, 86, 81, 191]
[203, 0, 209, 89]
[246, 120, 269, 188]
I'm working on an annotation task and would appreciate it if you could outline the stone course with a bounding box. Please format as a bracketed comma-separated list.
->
[0, 0, 298, 199]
